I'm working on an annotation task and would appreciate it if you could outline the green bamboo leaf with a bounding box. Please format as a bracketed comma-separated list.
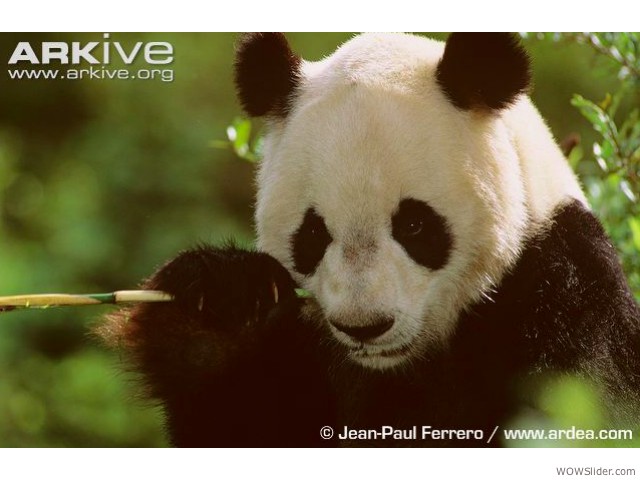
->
[600, 139, 615, 159]
[571, 95, 602, 128]
[567, 144, 583, 170]
[295, 288, 313, 299]
[593, 143, 608, 172]
[225, 118, 258, 162]
[620, 179, 637, 203]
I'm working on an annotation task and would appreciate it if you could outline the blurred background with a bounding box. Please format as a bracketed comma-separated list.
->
[0, 33, 638, 447]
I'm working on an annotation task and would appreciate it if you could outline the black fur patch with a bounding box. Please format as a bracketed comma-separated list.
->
[391, 198, 452, 270]
[291, 208, 332, 275]
[234, 32, 301, 117]
[460, 199, 640, 378]
[436, 32, 531, 111]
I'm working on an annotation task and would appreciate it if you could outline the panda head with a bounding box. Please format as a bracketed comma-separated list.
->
[235, 32, 584, 370]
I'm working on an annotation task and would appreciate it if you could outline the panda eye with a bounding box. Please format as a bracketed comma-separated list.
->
[391, 198, 453, 270]
[400, 218, 424, 237]
[291, 208, 332, 275]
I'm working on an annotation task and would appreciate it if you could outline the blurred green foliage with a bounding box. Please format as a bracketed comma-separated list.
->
[568, 33, 639, 300]
[506, 375, 640, 447]
[0, 33, 638, 447]
[524, 32, 640, 301]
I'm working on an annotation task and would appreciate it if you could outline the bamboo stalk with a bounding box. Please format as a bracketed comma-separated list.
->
[0, 290, 173, 312]
[0, 288, 312, 313]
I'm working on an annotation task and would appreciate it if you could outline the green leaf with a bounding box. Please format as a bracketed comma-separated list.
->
[620, 179, 637, 203]
[629, 217, 640, 252]
[567, 143, 583, 170]
[593, 143, 608, 172]
[571, 94, 616, 138]
[224, 118, 258, 162]
[295, 288, 313, 299]
[229, 118, 251, 154]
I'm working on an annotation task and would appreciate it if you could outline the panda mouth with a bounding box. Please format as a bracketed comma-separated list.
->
[350, 342, 412, 359]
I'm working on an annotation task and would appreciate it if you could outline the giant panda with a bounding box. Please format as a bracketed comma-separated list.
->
[99, 32, 640, 447]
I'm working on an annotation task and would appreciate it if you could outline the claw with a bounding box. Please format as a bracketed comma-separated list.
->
[271, 281, 279, 304]
[197, 296, 204, 312]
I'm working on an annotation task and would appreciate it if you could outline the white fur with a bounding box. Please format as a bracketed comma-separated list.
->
[255, 33, 586, 369]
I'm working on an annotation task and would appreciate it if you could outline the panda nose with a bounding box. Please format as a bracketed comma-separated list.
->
[330, 316, 395, 342]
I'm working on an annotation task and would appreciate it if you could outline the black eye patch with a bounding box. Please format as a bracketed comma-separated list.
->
[291, 208, 332, 275]
[391, 198, 453, 270]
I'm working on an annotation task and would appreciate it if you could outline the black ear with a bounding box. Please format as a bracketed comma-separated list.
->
[436, 33, 530, 111]
[234, 32, 301, 117]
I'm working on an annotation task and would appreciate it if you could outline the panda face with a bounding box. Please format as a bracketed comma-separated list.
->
[239, 33, 583, 369]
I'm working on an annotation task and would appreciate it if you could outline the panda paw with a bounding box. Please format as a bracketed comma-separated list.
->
[148, 244, 299, 329]
[99, 244, 300, 385]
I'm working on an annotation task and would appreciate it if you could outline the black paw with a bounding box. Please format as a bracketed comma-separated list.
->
[146, 244, 299, 330]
